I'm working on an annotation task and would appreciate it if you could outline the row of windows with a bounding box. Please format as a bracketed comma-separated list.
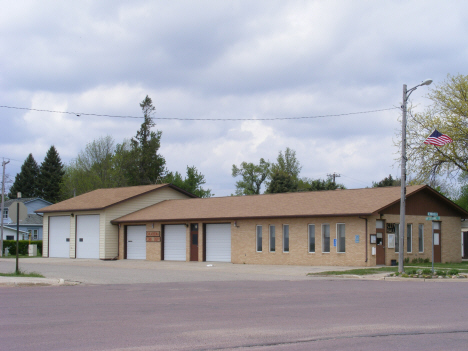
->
[256, 224, 346, 253]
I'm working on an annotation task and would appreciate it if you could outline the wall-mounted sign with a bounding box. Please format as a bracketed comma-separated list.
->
[333, 238, 337, 247]
[370, 234, 377, 244]
[355, 235, 360, 243]
[427, 212, 438, 217]
[386, 223, 396, 233]
[146, 237, 161, 242]
[146, 231, 160, 237]
[426, 216, 440, 221]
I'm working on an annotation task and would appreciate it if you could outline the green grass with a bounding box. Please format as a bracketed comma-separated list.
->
[1, 254, 42, 259]
[308, 267, 397, 276]
[405, 261, 468, 272]
[0, 270, 44, 278]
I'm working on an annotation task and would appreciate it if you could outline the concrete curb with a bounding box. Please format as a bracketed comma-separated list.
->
[0, 277, 79, 287]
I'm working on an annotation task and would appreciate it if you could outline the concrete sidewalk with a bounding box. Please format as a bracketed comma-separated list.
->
[0, 276, 69, 287]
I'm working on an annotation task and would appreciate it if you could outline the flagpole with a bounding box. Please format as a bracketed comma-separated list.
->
[399, 79, 432, 274]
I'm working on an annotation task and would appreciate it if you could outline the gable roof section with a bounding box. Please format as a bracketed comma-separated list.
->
[112, 185, 465, 224]
[36, 184, 197, 213]
[4, 197, 52, 208]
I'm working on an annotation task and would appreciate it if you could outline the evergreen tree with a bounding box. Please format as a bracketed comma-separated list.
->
[38, 146, 65, 203]
[8, 154, 40, 198]
[127, 95, 166, 185]
[266, 171, 298, 193]
[164, 166, 213, 198]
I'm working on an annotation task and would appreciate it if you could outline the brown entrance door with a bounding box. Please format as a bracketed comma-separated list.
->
[433, 222, 441, 263]
[463, 232, 468, 259]
[190, 223, 199, 261]
[376, 220, 385, 265]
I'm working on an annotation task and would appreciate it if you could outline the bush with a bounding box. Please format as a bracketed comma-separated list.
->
[424, 258, 430, 263]
[3, 240, 42, 256]
[422, 268, 432, 275]
[407, 269, 418, 274]
[448, 269, 459, 276]
[404, 257, 410, 264]
[436, 270, 446, 276]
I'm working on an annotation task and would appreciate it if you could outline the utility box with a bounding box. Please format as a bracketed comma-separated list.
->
[28, 244, 37, 257]
[4, 247, 9, 257]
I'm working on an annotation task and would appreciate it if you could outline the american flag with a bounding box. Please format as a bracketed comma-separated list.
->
[423, 129, 453, 146]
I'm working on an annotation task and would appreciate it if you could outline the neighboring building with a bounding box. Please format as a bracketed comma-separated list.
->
[2, 198, 52, 240]
[1, 226, 28, 241]
[36, 184, 196, 259]
[38, 184, 468, 266]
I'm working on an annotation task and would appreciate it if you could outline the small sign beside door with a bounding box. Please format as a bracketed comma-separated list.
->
[146, 237, 161, 242]
[146, 231, 160, 237]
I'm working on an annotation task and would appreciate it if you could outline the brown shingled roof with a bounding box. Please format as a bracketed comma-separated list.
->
[36, 184, 196, 213]
[111, 185, 442, 224]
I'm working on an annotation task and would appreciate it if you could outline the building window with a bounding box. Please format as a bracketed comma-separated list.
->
[3, 208, 7, 219]
[308, 224, 315, 253]
[269, 225, 275, 252]
[6, 235, 14, 240]
[418, 224, 424, 253]
[395, 224, 400, 253]
[256, 225, 262, 252]
[407, 224, 412, 253]
[33, 229, 38, 240]
[322, 224, 330, 253]
[337, 223, 345, 253]
[283, 225, 289, 252]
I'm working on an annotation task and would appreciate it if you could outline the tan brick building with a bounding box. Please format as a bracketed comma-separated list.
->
[111, 184, 468, 266]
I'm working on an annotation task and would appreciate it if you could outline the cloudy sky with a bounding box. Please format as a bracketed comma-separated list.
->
[1, 1, 467, 196]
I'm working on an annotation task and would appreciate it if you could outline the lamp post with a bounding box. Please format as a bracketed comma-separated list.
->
[399, 79, 432, 273]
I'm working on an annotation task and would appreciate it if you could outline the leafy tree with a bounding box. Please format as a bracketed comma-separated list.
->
[404, 74, 468, 183]
[266, 171, 298, 193]
[270, 147, 302, 181]
[60, 136, 116, 198]
[232, 158, 271, 195]
[8, 154, 40, 198]
[128, 95, 166, 185]
[164, 166, 212, 198]
[455, 184, 468, 210]
[37, 146, 65, 203]
[372, 174, 401, 187]
[297, 177, 346, 191]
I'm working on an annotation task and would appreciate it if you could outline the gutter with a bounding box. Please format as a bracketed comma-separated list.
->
[359, 216, 368, 263]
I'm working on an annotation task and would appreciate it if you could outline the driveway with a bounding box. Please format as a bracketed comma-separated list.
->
[0, 257, 361, 284]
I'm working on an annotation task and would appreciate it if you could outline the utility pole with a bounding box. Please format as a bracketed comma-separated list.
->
[327, 172, 341, 185]
[0, 158, 10, 257]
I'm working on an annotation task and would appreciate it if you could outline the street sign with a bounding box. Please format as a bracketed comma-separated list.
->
[333, 238, 337, 247]
[427, 212, 438, 217]
[426, 216, 440, 221]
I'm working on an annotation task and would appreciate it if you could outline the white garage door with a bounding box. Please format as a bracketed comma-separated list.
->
[206, 223, 231, 262]
[49, 216, 70, 258]
[76, 215, 100, 259]
[164, 225, 186, 261]
[127, 225, 146, 260]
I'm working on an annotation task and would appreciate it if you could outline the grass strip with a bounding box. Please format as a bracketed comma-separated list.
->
[308, 267, 397, 276]
[0, 270, 44, 278]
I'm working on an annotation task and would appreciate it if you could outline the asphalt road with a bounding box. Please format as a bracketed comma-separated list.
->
[1, 278, 468, 350]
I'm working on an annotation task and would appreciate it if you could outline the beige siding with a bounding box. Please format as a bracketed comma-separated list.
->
[103, 187, 190, 259]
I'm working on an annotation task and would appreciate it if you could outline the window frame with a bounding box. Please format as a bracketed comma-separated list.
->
[418, 224, 424, 253]
[283, 224, 289, 253]
[256, 225, 262, 252]
[322, 224, 330, 253]
[2, 208, 8, 219]
[308, 224, 315, 253]
[407, 224, 412, 253]
[269, 225, 275, 252]
[336, 223, 345, 253]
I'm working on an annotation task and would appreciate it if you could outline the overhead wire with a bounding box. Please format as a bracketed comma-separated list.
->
[0, 105, 399, 121]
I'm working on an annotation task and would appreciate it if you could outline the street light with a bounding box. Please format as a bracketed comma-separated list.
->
[399, 79, 432, 273]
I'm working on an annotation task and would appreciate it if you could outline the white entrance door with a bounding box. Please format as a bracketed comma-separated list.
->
[206, 223, 231, 262]
[76, 215, 100, 259]
[127, 225, 146, 259]
[49, 216, 70, 258]
[164, 225, 186, 261]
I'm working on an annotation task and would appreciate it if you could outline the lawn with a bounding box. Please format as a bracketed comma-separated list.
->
[0, 270, 44, 278]
[308, 267, 397, 276]
[1, 254, 43, 259]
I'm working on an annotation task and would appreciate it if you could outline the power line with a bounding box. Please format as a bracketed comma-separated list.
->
[0, 105, 399, 121]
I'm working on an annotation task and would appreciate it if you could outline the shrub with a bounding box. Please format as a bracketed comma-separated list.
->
[407, 269, 418, 274]
[448, 269, 459, 276]
[436, 270, 446, 276]
[424, 258, 430, 263]
[3, 240, 42, 256]
[404, 257, 409, 264]
[422, 268, 432, 275]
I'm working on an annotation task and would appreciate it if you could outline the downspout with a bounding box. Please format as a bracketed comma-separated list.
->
[359, 216, 368, 263]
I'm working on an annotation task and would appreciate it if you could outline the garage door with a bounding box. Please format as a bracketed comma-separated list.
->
[206, 223, 231, 262]
[127, 225, 146, 259]
[49, 216, 70, 258]
[164, 225, 186, 261]
[76, 215, 100, 259]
